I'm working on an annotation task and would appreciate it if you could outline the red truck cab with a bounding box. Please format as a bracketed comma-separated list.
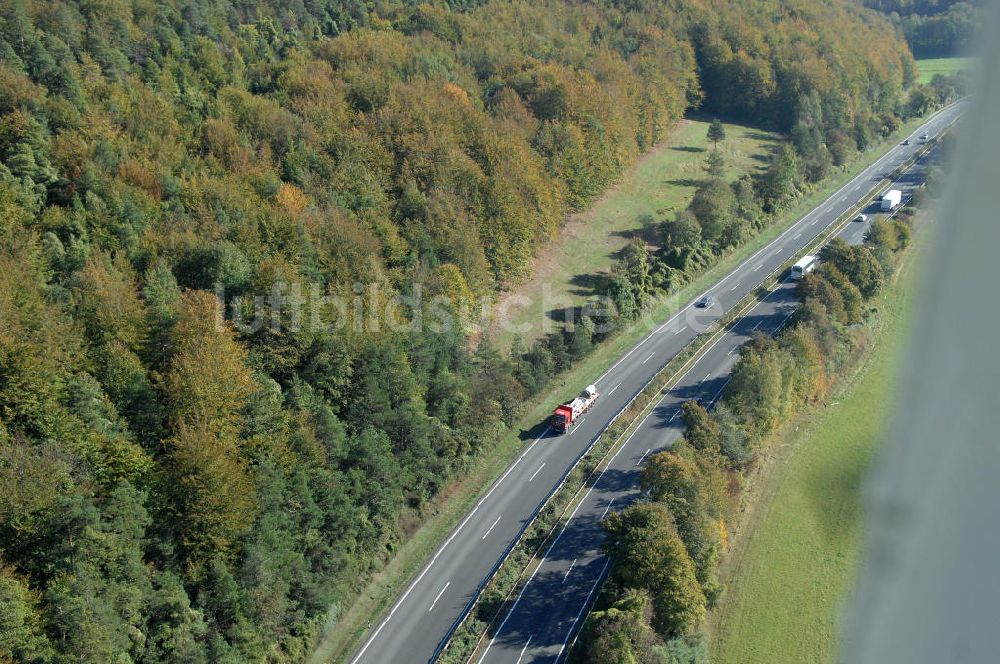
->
[551, 385, 599, 434]
[552, 405, 574, 433]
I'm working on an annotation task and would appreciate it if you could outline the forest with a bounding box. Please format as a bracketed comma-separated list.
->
[0, 0, 927, 662]
[580, 203, 922, 664]
[865, 0, 981, 57]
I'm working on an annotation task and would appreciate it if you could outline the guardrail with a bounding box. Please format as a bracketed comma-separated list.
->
[557, 124, 956, 660]
[435, 112, 956, 664]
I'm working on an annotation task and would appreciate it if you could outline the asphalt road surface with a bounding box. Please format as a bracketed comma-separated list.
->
[348, 102, 964, 664]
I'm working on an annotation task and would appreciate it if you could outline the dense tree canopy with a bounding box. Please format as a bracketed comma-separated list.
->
[0, 0, 919, 661]
[866, 0, 982, 57]
[588, 197, 921, 664]
[603, 503, 707, 638]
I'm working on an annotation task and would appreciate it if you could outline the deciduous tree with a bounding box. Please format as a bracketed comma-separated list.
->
[604, 503, 706, 637]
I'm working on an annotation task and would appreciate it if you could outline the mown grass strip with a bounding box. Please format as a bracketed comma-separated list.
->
[308, 107, 953, 664]
[916, 56, 974, 85]
[709, 221, 926, 664]
[453, 123, 956, 664]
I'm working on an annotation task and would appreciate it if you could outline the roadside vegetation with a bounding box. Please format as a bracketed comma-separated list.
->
[709, 235, 922, 664]
[492, 118, 776, 348]
[0, 1, 960, 663]
[574, 201, 922, 663]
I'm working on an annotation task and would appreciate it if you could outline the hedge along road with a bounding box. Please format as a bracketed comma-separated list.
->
[474, 120, 961, 664]
[347, 101, 965, 664]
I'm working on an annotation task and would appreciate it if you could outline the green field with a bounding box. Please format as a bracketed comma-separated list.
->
[491, 119, 778, 348]
[709, 245, 923, 663]
[916, 56, 974, 85]
[312, 109, 942, 664]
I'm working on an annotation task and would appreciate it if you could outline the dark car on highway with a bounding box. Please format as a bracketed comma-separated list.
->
[696, 295, 714, 308]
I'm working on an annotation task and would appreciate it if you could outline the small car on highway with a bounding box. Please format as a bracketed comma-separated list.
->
[695, 295, 714, 308]
[854, 213, 868, 223]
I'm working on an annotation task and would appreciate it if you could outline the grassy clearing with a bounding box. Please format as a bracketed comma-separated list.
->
[492, 119, 778, 348]
[916, 56, 974, 85]
[708, 238, 924, 664]
[309, 109, 942, 664]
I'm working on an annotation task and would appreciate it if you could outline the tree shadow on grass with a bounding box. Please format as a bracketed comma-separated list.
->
[672, 145, 706, 153]
[744, 129, 780, 143]
[610, 214, 660, 247]
[666, 177, 705, 188]
[567, 272, 612, 297]
[804, 442, 866, 544]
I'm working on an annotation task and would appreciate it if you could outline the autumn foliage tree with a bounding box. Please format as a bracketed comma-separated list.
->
[164, 291, 258, 573]
[604, 503, 707, 638]
[0, 0, 919, 659]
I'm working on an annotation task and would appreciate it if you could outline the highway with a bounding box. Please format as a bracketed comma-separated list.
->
[347, 102, 963, 664]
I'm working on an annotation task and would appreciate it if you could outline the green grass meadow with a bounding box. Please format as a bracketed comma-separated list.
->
[312, 109, 942, 664]
[709, 242, 924, 664]
[916, 56, 974, 85]
[492, 119, 778, 348]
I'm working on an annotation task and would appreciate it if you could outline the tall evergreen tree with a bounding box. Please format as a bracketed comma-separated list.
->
[707, 118, 726, 149]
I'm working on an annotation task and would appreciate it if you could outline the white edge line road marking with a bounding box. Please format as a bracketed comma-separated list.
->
[478, 462, 603, 662]
[669, 410, 680, 422]
[516, 636, 533, 664]
[482, 515, 502, 540]
[608, 381, 623, 396]
[576, 418, 586, 428]
[429, 582, 450, 612]
[555, 557, 612, 663]
[702, 373, 712, 383]
[469, 106, 963, 664]
[727, 345, 738, 356]
[479, 400, 669, 662]
[707, 376, 733, 408]
[351, 427, 549, 664]
[643, 352, 655, 364]
[539, 123, 949, 652]
[659, 309, 763, 410]
[588, 100, 948, 388]
[480, 136, 935, 650]
[506, 113, 968, 664]
[636, 448, 651, 466]
[601, 497, 616, 520]
[528, 463, 546, 483]
[563, 559, 577, 583]
[555, 129, 960, 661]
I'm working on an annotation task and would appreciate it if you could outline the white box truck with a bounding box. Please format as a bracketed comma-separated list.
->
[881, 189, 902, 211]
[791, 255, 818, 280]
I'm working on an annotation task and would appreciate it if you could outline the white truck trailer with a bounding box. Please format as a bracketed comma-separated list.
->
[791, 255, 818, 280]
[552, 385, 599, 433]
[881, 189, 902, 211]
